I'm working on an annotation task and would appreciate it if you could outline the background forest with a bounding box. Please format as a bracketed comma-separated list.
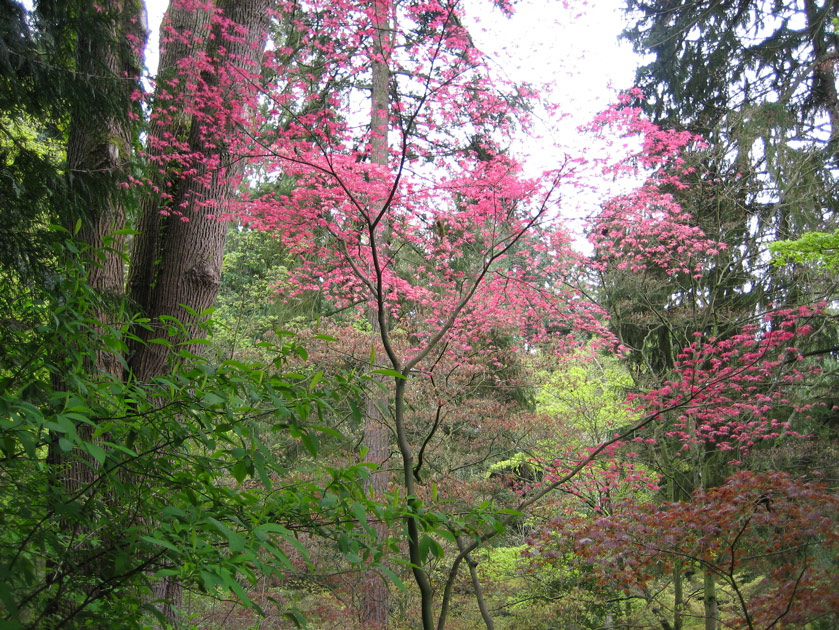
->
[1, 0, 838, 629]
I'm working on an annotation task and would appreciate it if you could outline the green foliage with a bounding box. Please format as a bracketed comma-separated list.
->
[486, 452, 533, 478]
[535, 353, 633, 441]
[771, 230, 839, 271]
[213, 228, 293, 362]
[477, 545, 526, 585]
[0, 1, 144, 277]
[0, 237, 378, 630]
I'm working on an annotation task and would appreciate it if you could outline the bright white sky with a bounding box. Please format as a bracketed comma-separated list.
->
[21, 0, 640, 139]
[467, 2, 640, 122]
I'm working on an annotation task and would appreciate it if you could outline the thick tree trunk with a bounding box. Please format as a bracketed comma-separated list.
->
[128, 0, 270, 381]
[126, 2, 213, 362]
[52, 0, 146, 472]
[126, 0, 269, 622]
[360, 393, 390, 629]
[804, 0, 839, 156]
[360, 1, 393, 626]
[44, 2, 147, 626]
[65, 0, 145, 306]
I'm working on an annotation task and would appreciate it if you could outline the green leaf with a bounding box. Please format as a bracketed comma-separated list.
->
[141, 535, 180, 554]
[85, 442, 106, 465]
[104, 441, 138, 457]
[283, 607, 307, 628]
[208, 517, 246, 553]
[371, 368, 406, 379]
[429, 537, 444, 558]
[227, 577, 250, 606]
[349, 399, 362, 424]
[161, 506, 187, 521]
[308, 370, 323, 391]
[0, 582, 20, 622]
[231, 458, 249, 484]
[181, 337, 213, 346]
[351, 502, 370, 529]
[264, 543, 293, 570]
[312, 424, 342, 439]
[18, 431, 36, 458]
[199, 569, 221, 591]
[418, 535, 431, 563]
[300, 431, 319, 457]
[202, 392, 225, 406]
[255, 523, 309, 559]
[378, 566, 407, 593]
[320, 492, 338, 508]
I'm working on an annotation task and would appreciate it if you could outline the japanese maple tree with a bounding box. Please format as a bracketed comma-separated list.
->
[222, 0, 620, 627]
[532, 471, 839, 630]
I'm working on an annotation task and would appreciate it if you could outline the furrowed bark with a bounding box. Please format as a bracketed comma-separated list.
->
[128, 0, 270, 381]
[126, 0, 269, 620]
[45, 1, 147, 625]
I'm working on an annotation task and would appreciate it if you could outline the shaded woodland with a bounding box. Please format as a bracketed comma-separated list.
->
[1, 1, 838, 629]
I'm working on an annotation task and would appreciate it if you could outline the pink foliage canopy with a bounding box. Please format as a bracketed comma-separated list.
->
[630, 305, 824, 456]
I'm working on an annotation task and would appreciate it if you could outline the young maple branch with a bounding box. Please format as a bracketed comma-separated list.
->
[414, 404, 443, 483]
[764, 566, 808, 630]
[460, 537, 495, 630]
[404, 175, 561, 374]
[725, 513, 755, 630]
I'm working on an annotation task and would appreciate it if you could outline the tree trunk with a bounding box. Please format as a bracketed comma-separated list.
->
[44, 2, 147, 625]
[703, 570, 718, 630]
[459, 539, 494, 630]
[360, 394, 389, 629]
[804, 0, 839, 156]
[126, 1, 213, 367]
[126, 0, 270, 621]
[64, 0, 145, 310]
[673, 560, 683, 630]
[360, 1, 392, 626]
[128, 0, 270, 380]
[51, 0, 146, 471]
